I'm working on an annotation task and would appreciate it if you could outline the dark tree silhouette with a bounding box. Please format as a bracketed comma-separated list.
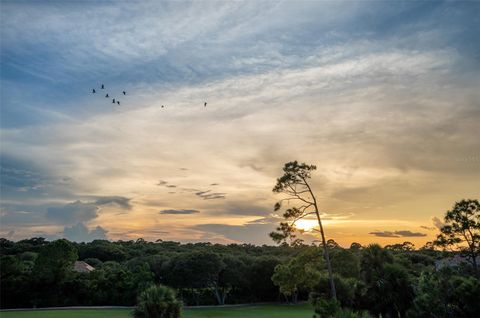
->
[434, 199, 480, 271]
[269, 161, 337, 300]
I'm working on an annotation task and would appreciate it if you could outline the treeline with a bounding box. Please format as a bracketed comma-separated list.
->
[1, 238, 294, 308]
[1, 238, 479, 317]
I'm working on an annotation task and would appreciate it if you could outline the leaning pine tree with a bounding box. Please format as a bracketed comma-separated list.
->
[133, 285, 182, 318]
[270, 161, 337, 300]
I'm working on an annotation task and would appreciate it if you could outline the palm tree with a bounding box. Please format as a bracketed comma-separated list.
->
[133, 285, 182, 318]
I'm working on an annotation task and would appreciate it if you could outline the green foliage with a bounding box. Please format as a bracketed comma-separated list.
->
[313, 274, 359, 307]
[385, 241, 415, 252]
[167, 251, 223, 290]
[272, 248, 323, 302]
[83, 257, 103, 267]
[272, 161, 317, 193]
[311, 296, 370, 318]
[311, 297, 341, 318]
[34, 239, 77, 283]
[77, 240, 127, 262]
[329, 249, 360, 279]
[359, 244, 414, 317]
[349, 242, 362, 250]
[133, 285, 181, 318]
[408, 268, 480, 318]
[334, 309, 372, 318]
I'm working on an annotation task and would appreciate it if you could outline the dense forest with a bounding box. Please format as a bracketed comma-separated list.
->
[1, 237, 479, 317]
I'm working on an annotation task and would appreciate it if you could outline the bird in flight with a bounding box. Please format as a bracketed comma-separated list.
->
[123, 91, 126, 95]
[112, 98, 116, 103]
[204, 102, 207, 107]
[117, 101, 120, 105]
[92, 89, 96, 93]
[101, 84, 105, 89]
[105, 94, 109, 98]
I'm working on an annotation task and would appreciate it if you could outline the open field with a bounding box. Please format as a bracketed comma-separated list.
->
[0, 304, 313, 318]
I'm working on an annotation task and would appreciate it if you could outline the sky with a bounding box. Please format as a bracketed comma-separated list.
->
[1, 0, 479, 247]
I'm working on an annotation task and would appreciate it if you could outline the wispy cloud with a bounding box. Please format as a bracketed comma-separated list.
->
[160, 209, 200, 215]
[420, 225, 435, 231]
[195, 190, 226, 200]
[432, 217, 445, 230]
[93, 196, 132, 210]
[369, 230, 427, 238]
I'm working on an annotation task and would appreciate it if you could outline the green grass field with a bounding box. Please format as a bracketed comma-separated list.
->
[0, 304, 313, 318]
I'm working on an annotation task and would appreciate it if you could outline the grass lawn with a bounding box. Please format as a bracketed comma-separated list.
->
[0, 304, 313, 318]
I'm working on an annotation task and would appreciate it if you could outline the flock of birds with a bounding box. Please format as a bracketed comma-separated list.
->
[91, 84, 207, 108]
[91, 84, 126, 106]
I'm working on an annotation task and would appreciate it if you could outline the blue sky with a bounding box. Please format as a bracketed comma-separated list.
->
[1, 0, 479, 245]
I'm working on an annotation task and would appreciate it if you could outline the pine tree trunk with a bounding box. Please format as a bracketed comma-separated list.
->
[303, 178, 337, 300]
[315, 209, 337, 300]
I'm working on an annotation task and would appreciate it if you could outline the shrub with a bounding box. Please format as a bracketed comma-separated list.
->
[311, 296, 341, 318]
[311, 294, 371, 318]
[133, 285, 182, 318]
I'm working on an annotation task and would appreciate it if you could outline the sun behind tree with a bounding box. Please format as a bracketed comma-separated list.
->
[270, 161, 337, 300]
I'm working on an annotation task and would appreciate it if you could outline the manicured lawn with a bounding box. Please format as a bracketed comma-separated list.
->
[0, 304, 313, 318]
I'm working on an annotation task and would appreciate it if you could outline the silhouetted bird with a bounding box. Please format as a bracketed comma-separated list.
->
[92, 89, 96, 93]
[105, 94, 109, 98]
[117, 101, 120, 105]
[101, 84, 104, 89]
[204, 102, 207, 107]
[123, 91, 126, 95]
[112, 98, 115, 103]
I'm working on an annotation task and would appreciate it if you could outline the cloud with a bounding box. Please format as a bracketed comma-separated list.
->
[45, 196, 131, 225]
[247, 216, 282, 224]
[0, 154, 73, 199]
[62, 222, 108, 242]
[219, 202, 270, 216]
[93, 196, 132, 209]
[192, 223, 276, 245]
[369, 230, 427, 237]
[195, 190, 226, 200]
[157, 180, 177, 188]
[0, 208, 46, 226]
[394, 230, 427, 237]
[432, 217, 445, 229]
[180, 187, 201, 193]
[1, 1, 479, 243]
[420, 225, 435, 231]
[159, 209, 200, 215]
[369, 231, 398, 237]
[46, 201, 98, 224]
[0, 157, 46, 192]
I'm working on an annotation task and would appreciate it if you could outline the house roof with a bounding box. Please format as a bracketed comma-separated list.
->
[73, 261, 95, 273]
